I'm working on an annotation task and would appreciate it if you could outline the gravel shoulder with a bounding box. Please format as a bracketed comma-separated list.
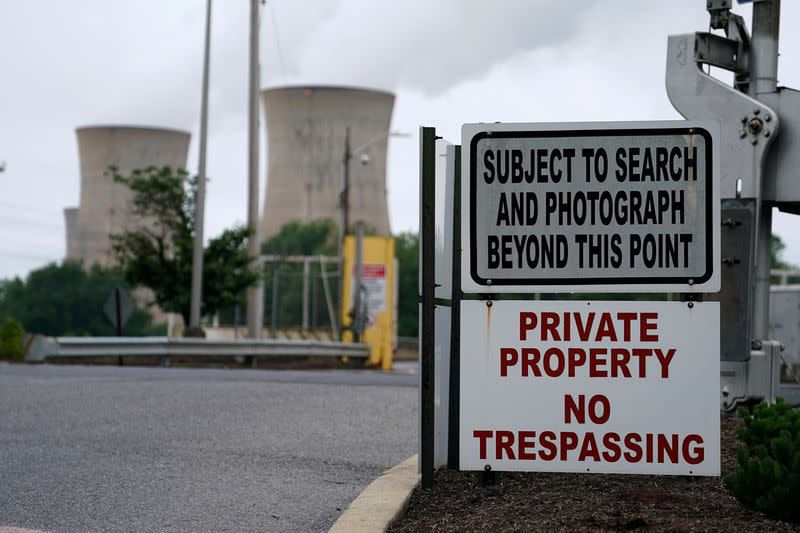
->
[390, 416, 799, 532]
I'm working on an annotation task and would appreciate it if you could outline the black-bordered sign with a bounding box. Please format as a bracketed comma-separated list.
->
[461, 122, 720, 293]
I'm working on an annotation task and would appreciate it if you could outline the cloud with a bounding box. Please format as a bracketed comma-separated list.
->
[2, 0, 800, 279]
[269, 0, 597, 94]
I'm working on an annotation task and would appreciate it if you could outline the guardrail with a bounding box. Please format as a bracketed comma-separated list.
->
[25, 336, 369, 366]
[397, 336, 419, 349]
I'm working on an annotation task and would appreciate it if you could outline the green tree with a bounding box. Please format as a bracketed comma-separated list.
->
[395, 232, 419, 337]
[772, 234, 791, 270]
[0, 261, 156, 336]
[110, 166, 258, 326]
[261, 220, 338, 256]
[726, 398, 800, 522]
[0, 316, 24, 360]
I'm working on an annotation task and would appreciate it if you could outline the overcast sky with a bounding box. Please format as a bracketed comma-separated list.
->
[1, 0, 799, 280]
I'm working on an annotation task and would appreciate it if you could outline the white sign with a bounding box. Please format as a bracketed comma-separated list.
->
[350, 264, 387, 324]
[460, 300, 720, 476]
[461, 121, 720, 293]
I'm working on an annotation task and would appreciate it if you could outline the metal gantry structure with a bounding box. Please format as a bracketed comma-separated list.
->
[417, 0, 800, 489]
[667, 0, 799, 409]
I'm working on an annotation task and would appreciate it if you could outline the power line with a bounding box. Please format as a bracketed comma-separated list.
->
[267, 0, 287, 83]
[0, 250, 59, 262]
[0, 213, 62, 231]
[0, 200, 61, 215]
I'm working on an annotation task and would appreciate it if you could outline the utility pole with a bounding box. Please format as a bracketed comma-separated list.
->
[335, 128, 407, 340]
[337, 127, 351, 340]
[189, 0, 212, 335]
[341, 126, 352, 239]
[246, 0, 264, 339]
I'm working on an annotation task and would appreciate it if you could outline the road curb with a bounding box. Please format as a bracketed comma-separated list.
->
[329, 454, 419, 533]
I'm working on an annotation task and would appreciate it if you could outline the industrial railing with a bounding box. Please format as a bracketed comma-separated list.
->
[25, 336, 369, 366]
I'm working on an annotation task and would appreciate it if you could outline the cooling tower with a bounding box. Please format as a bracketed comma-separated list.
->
[65, 125, 191, 267]
[260, 86, 395, 239]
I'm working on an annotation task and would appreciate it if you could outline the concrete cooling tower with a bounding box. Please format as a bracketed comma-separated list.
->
[260, 86, 395, 239]
[65, 125, 191, 267]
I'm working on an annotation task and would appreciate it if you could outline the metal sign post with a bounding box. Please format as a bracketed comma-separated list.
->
[103, 286, 133, 335]
[104, 286, 133, 366]
[447, 146, 462, 471]
[420, 126, 437, 489]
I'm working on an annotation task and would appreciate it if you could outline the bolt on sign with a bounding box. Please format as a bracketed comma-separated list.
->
[459, 300, 720, 475]
[461, 122, 720, 293]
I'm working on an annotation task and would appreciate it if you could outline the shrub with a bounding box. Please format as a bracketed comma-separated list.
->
[0, 316, 25, 361]
[725, 397, 800, 522]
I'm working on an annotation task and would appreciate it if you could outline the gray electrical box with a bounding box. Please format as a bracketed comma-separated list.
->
[706, 199, 755, 362]
[762, 88, 800, 210]
[769, 286, 800, 376]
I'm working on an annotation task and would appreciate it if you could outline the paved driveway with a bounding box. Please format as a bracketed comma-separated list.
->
[0, 363, 417, 532]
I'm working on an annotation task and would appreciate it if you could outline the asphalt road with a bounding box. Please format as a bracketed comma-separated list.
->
[0, 363, 418, 532]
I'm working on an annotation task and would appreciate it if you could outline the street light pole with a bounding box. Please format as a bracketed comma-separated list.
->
[336, 128, 409, 340]
[336, 127, 351, 340]
[341, 126, 351, 239]
[338, 129, 409, 248]
[189, 0, 212, 334]
[245, 0, 263, 339]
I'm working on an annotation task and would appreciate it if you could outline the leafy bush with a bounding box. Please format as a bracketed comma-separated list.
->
[725, 397, 800, 522]
[0, 316, 25, 360]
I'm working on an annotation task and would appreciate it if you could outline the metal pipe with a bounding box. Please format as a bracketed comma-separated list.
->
[447, 145, 461, 470]
[190, 0, 212, 331]
[271, 267, 279, 339]
[750, 0, 780, 96]
[336, 127, 351, 340]
[319, 255, 340, 339]
[750, 0, 781, 340]
[115, 287, 123, 366]
[246, 0, 263, 339]
[302, 258, 310, 330]
[351, 222, 364, 342]
[342, 126, 352, 238]
[754, 208, 774, 339]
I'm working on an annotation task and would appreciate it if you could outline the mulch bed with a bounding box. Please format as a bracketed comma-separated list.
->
[390, 416, 799, 532]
